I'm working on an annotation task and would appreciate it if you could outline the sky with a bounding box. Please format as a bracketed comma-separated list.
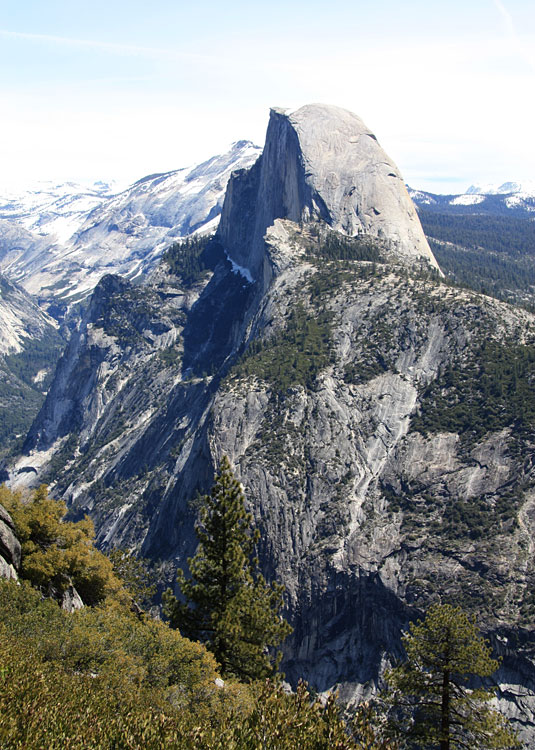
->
[1, 0, 534, 194]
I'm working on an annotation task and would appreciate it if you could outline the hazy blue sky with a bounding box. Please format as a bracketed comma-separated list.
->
[1, 0, 534, 192]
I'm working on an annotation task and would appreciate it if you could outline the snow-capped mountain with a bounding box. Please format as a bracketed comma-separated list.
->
[0, 141, 261, 307]
[408, 182, 535, 215]
[0, 180, 120, 243]
[464, 182, 535, 212]
[466, 180, 535, 197]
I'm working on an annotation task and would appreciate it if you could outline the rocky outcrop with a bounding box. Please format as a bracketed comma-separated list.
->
[0, 503, 20, 580]
[218, 104, 439, 286]
[8, 105, 535, 744]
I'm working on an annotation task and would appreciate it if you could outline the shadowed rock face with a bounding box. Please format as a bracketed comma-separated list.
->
[218, 104, 439, 283]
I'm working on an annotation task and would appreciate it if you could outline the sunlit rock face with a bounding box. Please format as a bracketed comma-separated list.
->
[218, 103, 439, 284]
[0, 504, 20, 580]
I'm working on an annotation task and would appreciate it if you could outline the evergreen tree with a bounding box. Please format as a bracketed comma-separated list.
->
[383, 603, 519, 750]
[107, 548, 157, 612]
[164, 456, 292, 682]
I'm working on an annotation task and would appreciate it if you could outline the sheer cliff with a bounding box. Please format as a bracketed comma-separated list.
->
[219, 105, 439, 289]
[9, 105, 535, 743]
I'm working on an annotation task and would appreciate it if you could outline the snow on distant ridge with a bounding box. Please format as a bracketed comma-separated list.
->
[466, 181, 535, 197]
[409, 181, 535, 215]
[0, 179, 122, 243]
[0, 141, 262, 305]
[407, 188, 437, 205]
[504, 194, 535, 212]
[450, 194, 485, 206]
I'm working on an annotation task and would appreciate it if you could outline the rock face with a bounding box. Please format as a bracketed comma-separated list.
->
[0, 504, 20, 580]
[219, 104, 439, 285]
[9, 105, 535, 744]
[60, 585, 84, 612]
[0, 274, 60, 357]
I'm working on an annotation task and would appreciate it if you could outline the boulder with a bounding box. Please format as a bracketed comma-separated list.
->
[0, 503, 21, 577]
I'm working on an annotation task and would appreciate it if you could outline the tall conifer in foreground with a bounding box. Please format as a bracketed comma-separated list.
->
[164, 456, 291, 682]
[383, 603, 519, 750]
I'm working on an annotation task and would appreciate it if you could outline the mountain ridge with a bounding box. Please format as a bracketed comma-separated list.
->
[409, 184, 535, 215]
[0, 142, 261, 310]
[5, 104, 535, 744]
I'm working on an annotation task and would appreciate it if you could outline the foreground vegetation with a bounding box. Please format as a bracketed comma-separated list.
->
[0, 476, 520, 749]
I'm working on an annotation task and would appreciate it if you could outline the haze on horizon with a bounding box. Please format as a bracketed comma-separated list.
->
[0, 0, 534, 195]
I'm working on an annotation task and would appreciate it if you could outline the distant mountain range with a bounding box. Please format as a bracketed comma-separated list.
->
[408, 182, 535, 215]
[0, 141, 533, 321]
[0, 141, 261, 314]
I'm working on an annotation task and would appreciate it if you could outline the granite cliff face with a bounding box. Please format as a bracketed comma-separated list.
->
[9, 105, 535, 743]
[219, 104, 439, 286]
[0, 503, 20, 580]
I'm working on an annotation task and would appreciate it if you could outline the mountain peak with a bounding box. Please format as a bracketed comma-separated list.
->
[218, 104, 439, 280]
[466, 181, 535, 197]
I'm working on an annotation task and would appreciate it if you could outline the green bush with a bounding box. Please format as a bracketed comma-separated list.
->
[0, 592, 393, 749]
[0, 484, 121, 604]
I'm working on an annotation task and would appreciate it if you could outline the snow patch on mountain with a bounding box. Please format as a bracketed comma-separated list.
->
[224, 251, 254, 284]
[504, 194, 535, 212]
[450, 194, 485, 206]
[466, 181, 535, 197]
[407, 189, 437, 205]
[0, 142, 261, 307]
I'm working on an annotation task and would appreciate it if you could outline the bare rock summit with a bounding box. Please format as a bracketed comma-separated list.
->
[219, 103, 439, 280]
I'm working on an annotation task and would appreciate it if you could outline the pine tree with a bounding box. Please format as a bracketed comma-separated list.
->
[163, 456, 292, 682]
[383, 603, 519, 750]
